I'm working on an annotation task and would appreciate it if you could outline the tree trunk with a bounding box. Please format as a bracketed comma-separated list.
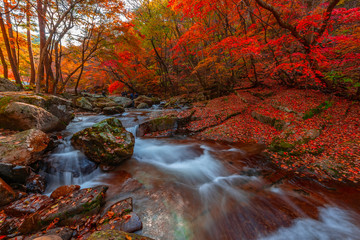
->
[0, 47, 8, 79]
[26, 1, 36, 85]
[3, 0, 17, 67]
[36, 0, 46, 93]
[0, 13, 22, 87]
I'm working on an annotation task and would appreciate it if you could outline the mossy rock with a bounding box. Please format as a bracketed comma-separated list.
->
[88, 230, 154, 240]
[71, 118, 135, 165]
[268, 139, 295, 152]
[137, 115, 177, 137]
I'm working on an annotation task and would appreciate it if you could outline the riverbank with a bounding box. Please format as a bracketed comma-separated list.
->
[159, 87, 359, 183]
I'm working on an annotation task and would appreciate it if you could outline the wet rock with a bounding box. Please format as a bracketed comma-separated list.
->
[0, 102, 63, 132]
[103, 106, 125, 115]
[0, 78, 20, 92]
[97, 198, 142, 233]
[71, 118, 135, 166]
[74, 97, 93, 111]
[88, 230, 153, 240]
[5, 194, 53, 217]
[0, 177, 16, 206]
[137, 116, 177, 137]
[136, 102, 149, 109]
[109, 97, 133, 108]
[18, 186, 108, 235]
[26, 174, 46, 193]
[0, 129, 50, 166]
[50, 185, 80, 199]
[0, 164, 32, 184]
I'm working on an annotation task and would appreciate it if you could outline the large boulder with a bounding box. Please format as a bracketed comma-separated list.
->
[137, 116, 177, 137]
[134, 95, 153, 108]
[92, 97, 117, 109]
[88, 230, 153, 240]
[0, 129, 50, 167]
[0, 93, 74, 127]
[74, 97, 93, 111]
[0, 78, 20, 92]
[0, 102, 63, 132]
[109, 97, 133, 108]
[0, 177, 16, 206]
[71, 118, 135, 166]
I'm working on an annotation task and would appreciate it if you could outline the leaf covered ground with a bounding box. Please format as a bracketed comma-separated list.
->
[164, 88, 360, 183]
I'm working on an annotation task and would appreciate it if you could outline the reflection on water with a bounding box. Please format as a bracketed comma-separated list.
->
[45, 110, 360, 240]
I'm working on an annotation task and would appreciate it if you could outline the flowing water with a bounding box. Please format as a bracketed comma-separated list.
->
[45, 110, 360, 240]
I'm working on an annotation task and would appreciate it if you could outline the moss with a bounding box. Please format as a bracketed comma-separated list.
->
[0, 96, 12, 113]
[303, 101, 333, 120]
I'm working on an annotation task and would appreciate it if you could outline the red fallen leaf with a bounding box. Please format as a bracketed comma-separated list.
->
[0, 236, 6, 240]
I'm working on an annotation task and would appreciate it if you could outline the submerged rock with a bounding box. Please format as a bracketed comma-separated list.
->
[71, 118, 135, 166]
[88, 230, 153, 240]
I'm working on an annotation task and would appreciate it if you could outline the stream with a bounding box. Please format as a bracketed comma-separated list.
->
[43, 110, 360, 240]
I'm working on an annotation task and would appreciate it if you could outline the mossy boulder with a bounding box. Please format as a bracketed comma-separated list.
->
[0, 102, 63, 132]
[71, 118, 135, 166]
[0, 78, 20, 92]
[88, 230, 154, 240]
[137, 116, 177, 137]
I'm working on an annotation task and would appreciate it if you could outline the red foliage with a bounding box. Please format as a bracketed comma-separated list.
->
[108, 81, 125, 94]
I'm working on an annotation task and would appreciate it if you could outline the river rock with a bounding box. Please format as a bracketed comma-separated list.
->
[74, 97, 93, 111]
[0, 164, 31, 184]
[92, 98, 117, 109]
[50, 185, 80, 199]
[0, 129, 50, 167]
[0, 78, 20, 92]
[17, 186, 108, 235]
[33, 235, 63, 240]
[26, 174, 46, 193]
[97, 198, 142, 233]
[103, 106, 125, 115]
[5, 194, 53, 217]
[71, 118, 135, 166]
[137, 116, 177, 137]
[109, 97, 133, 108]
[134, 95, 153, 108]
[0, 102, 63, 132]
[88, 230, 153, 240]
[0, 177, 16, 206]
[25, 227, 73, 240]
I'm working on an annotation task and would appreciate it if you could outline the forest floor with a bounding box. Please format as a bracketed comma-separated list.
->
[161, 87, 360, 183]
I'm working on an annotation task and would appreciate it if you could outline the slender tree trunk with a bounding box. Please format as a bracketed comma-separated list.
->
[0, 14, 22, 87]
[74, 63, 85, 95]
[36, 0, 46, 93]
[0, 47, 8, 79]
[3, 0, 17, 67]
[26, 1, 36, 85]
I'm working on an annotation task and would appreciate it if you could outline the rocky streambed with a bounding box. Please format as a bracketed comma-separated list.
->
[1, 85, 360, 239]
